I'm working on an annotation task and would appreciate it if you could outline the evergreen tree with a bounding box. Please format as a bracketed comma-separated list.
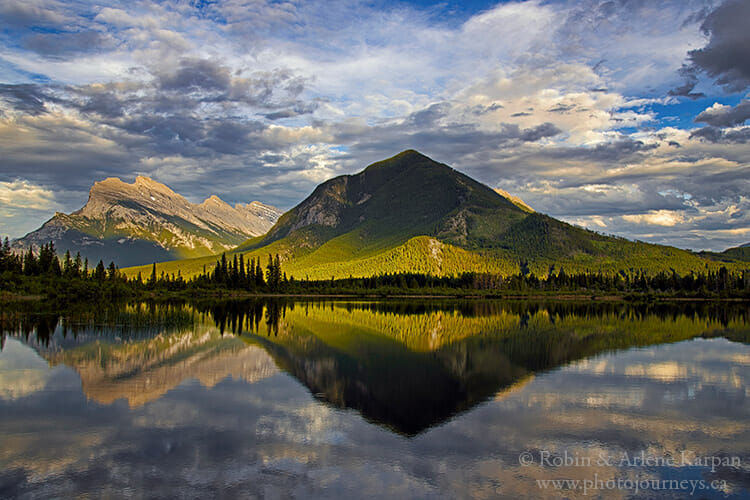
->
[74, 253, 83, 277]
[23, 247, 38, 275]
[93, 260, 106, 281]
[231, 254, 239, 287]
[255, 258, 264, 287]
[62, 250, 73, 277]
[274, 254, 282, 289]
[148, 262, 157, 288]
[239, 254, 246, 288]
[107, 261, 117, 281]
[0, 237, 10, 272]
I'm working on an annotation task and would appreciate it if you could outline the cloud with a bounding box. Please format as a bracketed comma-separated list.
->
[668, 65, 706, 99]
[0, 179, 55, 210]
[158, 58, 232, 93]
[690, 125, 750, 143]
[0, 0, 748, 251]
[0, 84, 52, 115]
[622, 210, 686, 227]
[695, 100, 750, 127]
[22, 31, 114, 59]
[0, 0, 74, 29]
[519, 123, 563, 142]
[688, 0, 750, 92]
[0, 179, 57, 238]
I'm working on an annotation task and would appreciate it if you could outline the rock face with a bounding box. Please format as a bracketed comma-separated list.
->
[14, 176, 281, 266]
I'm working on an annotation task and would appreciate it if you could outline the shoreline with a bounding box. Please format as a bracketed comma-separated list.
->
[3, 289, 748, 303]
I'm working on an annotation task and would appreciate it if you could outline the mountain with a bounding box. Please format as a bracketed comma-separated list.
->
[124, 150, 734, 279]
[700, 242, 750, 263]
[247, 149, 526, 250]
[13, 176, 281, 267]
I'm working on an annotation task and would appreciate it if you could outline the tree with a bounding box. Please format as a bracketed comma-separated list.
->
[238, 254, 246, 287]
[0, 237, 14, 273]
[23, 247, 38, 275]
[93, 260, 106, 281]
[255, 258, 264, 287]
[231, 254, 239, 287]
[73, 253, 83, 277]
[62, 250, 73, 277]
[265, 254, 283, 291]
[148, 262, 157, 288]
[107, 261, 118, 281]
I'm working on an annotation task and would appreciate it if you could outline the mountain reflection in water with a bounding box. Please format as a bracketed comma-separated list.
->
[2, 300, 748, 435]
[2, 299, 750, 499]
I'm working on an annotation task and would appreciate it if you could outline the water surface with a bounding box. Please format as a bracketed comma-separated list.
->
[1, 300, 749, 498]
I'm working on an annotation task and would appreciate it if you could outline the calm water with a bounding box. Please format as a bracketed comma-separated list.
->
[1, 300, 749, 499]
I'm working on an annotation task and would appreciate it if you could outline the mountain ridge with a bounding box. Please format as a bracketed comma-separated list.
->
[14, 176, 282, 267]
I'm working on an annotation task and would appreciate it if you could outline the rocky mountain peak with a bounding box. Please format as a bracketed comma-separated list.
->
[14, 175, 283, 266]
[200, 194, 230, 207]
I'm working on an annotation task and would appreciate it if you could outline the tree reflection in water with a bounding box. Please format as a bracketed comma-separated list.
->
[2, 298, 749, 435]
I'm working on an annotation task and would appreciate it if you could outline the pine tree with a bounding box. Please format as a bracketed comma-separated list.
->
[23, 247, 38, 275]
[266, 254, 275, 289]
[231, 254, 239, 288]
[239, 254, 246, 288]
[107, 261, 117, 281]
[220, 253, 228, 286]
[74, 253, 83, 278]
[93, 260, 106, 281]
[274, 254, 282, 290]
[63, 250, 73, 277]
[255, 258, 264, 287]
[0, 237, 10, 272]
[148, 262, 157, 288]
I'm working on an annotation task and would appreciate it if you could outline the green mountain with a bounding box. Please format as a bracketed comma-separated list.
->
[13, 176, 281, 267]
[700, 242, 750, 264]
[241, 149, 527, 255]
[125, 150, 739, 279]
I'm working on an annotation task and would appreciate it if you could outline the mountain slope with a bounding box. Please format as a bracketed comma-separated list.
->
[700, 242, 750, 263]
[14, 176, 281, 267]
[240, 149, 527, 254]
[124, 150, 737, 279]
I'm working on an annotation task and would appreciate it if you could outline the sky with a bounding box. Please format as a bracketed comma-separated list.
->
[0, 0, 749, 252]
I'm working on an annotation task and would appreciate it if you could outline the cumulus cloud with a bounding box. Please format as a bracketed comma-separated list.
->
[622, 210, 686, 227]
[690, 125, 750, 143]
[0, 179, 55, 210]
[688, 0, 750, 92]
[695, 100, 750, 127]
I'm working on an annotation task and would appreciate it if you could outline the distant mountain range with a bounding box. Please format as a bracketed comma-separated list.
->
[125, 150, 748, 279]
[13, 176, 281, 267]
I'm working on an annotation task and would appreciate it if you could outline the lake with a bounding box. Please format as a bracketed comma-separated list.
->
[1, 299, 749, 499]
